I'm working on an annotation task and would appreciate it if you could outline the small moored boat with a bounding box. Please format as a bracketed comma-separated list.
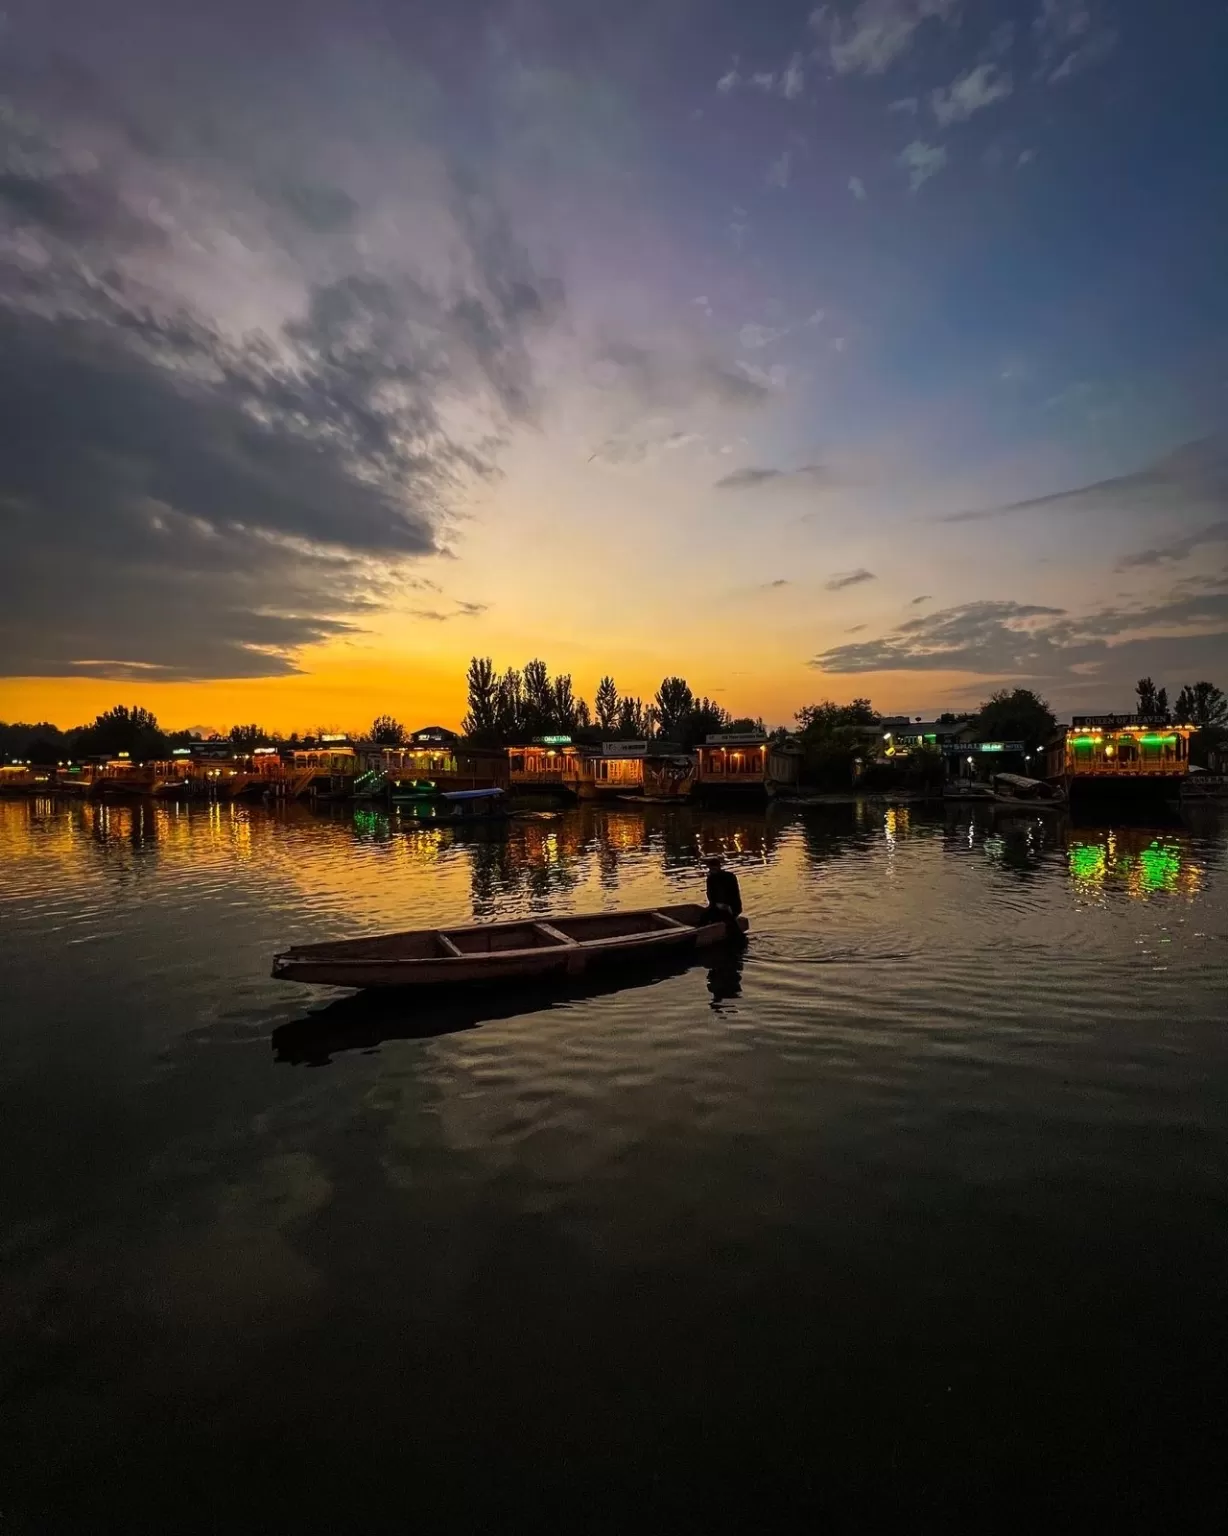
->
[272, 903, 749, 990]
[991, 772, 1067, 810]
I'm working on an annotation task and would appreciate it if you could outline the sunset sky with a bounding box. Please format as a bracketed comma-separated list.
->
[2, 0, 1226, 734]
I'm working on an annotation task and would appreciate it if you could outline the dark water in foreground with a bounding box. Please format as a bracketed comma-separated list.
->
[2, 795, 1227, 1525]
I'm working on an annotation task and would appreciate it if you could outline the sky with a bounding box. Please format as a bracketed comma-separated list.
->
[1, 0, 1226, 734]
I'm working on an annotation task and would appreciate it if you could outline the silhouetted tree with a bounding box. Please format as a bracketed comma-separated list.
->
[654, 676, 694, 740]
[616, 695, 647, 738]
[576, 698, 592, 731]
[796, 698, 878, 734]
[73, 705, 168, 760]
[595, 676, 619, 734]
[552, 674, 579, 734]
[495, 667, 523, 741]
[726, 716, 765, 734]
[370, 714, 407, 746]
[0, 721, 71, 762]
[463, 656, 499, 740]
[973, 688, 1056, 748]
[1157, 686, 1170, 721]
[522, 658, 554, 737]
[682, 697, 732, 747]
[1136, 677, 1159, 716]
[229, 723, 267, 749]
[1175, 681, 1227, 728]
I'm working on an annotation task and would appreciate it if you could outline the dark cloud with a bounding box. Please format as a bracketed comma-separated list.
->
[0, 44, 558, 681]
[943, 436, 1228, 525]
[810, 589, 1228, 704]
[910, 593, 932, 605]
[409, 601, 489, 621]
[714, 464, 837, 490]
[1117, 520, 1228, 570]
[825, 568, 877, 591]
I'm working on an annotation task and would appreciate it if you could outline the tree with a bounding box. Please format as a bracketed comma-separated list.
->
[616, 695, 647, 738]
[73, 705, 168, 760]
[1136, 677, 1159, 716]
[576, 698, 592, 731]
[370, 714, 407, 746]
[1157, 686, 1170, 722]
[973, 688, 1056, 748]
[463, 656, 499, 741]
[521, 658, 554, 736]
[229, 723, 267, 749]
[495, 667, 523, 741]
[654, 676, 694, 740]
[796, 698, 878, 735]
[595, 676, 619, 734]
[552, 674, 579, 734]
[1175, 681, 1227, 728]
[726, 716, 765, 734]
[682, 697, 732, 748]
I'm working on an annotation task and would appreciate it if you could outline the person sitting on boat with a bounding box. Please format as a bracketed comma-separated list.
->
[704, 856, 743, 932]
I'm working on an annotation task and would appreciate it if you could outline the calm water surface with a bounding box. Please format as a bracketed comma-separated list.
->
[2, 796, 1227, 1525]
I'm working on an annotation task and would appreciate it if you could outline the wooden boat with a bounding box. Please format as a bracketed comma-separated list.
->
[990, 772, 1067, 810]
[272, 902, 748, 989]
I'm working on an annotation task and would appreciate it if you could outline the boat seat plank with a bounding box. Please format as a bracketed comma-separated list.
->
[436, 933, 464, 958]
[533, 922, 578, 947]
[650, 911, 688, 930]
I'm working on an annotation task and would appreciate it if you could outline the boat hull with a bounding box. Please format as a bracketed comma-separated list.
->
[273, 904, 747, 989]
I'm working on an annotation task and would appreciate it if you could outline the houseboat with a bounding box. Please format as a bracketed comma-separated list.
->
[506, 738, 584, 800]
[693, 733, 802, 804]
[1045, 715, 1194, 810]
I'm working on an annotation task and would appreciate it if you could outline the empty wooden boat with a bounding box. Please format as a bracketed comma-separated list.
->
[272, 903, 748, 989]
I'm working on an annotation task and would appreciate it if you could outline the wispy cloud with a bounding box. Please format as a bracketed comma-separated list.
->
[739, 322, 788, 349]
[750, 71, 776, 91]
[767, 150, 792, 189]
[410, 601, 489, 622]
[897, 139, 948, 191]
[825, 568, 877, 591]
[815, 0, 960, 78]
[781, 53, 805, 99]
[715, 464, 838, 490]
[848, 175, 868, 201]
[911, 594, 932, 605]
[888, 96, 919, 114]
[717, 63, 739, 93]
[1034, 0, 1117, 83]
[931, 64, 1013, 126]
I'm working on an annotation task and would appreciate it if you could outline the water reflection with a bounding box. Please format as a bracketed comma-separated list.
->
[1067, 827, 1204, 899]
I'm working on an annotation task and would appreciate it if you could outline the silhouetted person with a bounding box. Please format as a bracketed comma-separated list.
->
[704, 855, 743, 937]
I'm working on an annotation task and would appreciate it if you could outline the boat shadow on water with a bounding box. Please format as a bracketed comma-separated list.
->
[271, 950, 745, 1065]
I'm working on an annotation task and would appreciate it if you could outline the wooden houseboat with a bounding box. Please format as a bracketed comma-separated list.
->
[1045, 714, 1194, 809]
[693, 732, 802, 803]
[506, 739, 583, 800]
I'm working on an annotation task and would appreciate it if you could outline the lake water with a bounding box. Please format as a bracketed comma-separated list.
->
[2, 795, 1227, 1525]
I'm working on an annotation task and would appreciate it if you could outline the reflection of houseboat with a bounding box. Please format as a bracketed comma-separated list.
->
[693, 733, 802, 804]
[1180, 771, 1228, 803]
[1045, 715, 1194, 810]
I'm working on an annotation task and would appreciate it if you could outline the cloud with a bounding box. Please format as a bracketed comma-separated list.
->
[931, 64, 1013, 125]
[911, 594, 932, 605]
[410, 601, 489, 621]
[898, 139, 948, 191]
[767, 578, 791, 588]
[847, 624, 868, 633]
[589, 422, 703, 466]
[809, 589, 1228, 701]
[739, 322, 788, 349]
[888, 96, 919, 114]
[943, 438, 1228, 532]
[1117, 522, 1228, 571]
[714, 464, 838, 491]
[848, 176, 868, 201]
[1018, 148, 1036, 167]
[750, 71, 777, 92]
[815, 0, 960, 77]
[825, 568, 877, 591]
[0, 26, 562, 682]
[1034, 0, 1116, 83]
[806, 308, 826, 326]
[717, 65, 740, 93]
[594, 341, 774, 410]
[767, 151, 792, 189]
[781, 54, 805, 100]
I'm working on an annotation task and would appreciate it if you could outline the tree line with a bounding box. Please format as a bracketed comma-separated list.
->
[1136, 677, 1228, 728]
[461, 657, 762, 749]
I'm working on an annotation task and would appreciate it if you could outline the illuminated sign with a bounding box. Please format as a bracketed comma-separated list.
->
[603, 740, 648, 755]
[705, 733, 767, 746]
[539, 735, 572, 746]
[253, 747, 278, 756]
[1071, 714, 1175, 729]
[942, 741, 1024, 754]
[412, 730, 450, 744]
[320, 733, 349, 743]
[173, 748, 191, 756]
